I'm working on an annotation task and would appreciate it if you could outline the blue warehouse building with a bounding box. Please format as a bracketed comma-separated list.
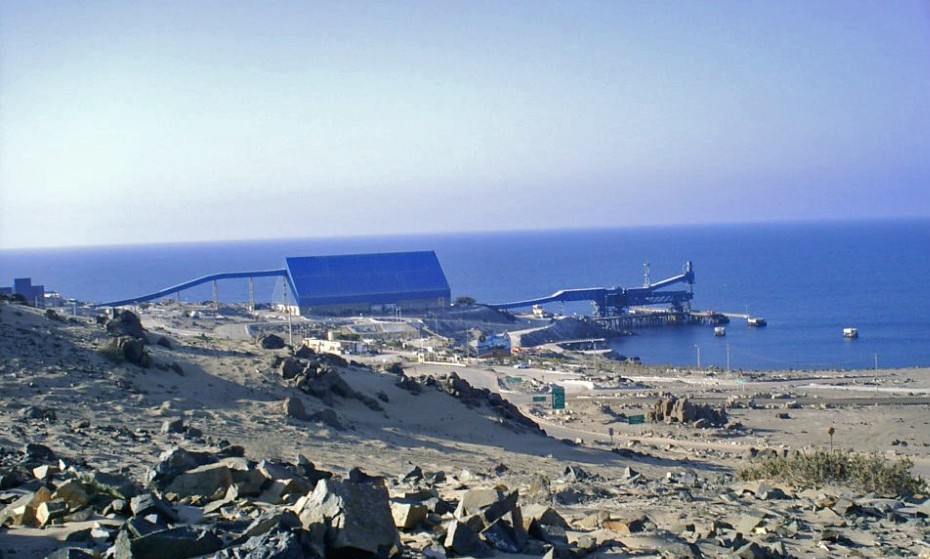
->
[285, 251, 451, 316]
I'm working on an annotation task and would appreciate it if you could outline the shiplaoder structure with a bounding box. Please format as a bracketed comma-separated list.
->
[96, 251, 451, 317]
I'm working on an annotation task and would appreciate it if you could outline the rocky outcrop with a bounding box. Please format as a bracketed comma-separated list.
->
[648, 396, 728, 426]
[278, 357, 383, 412]
[418, 372, 545, 434]
[103, 310, 146, 340]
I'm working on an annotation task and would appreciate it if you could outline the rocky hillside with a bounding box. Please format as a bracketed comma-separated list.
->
[2, 302, 929, 558]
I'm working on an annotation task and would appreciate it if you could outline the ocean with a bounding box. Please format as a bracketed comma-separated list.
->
[2, 219, 928, 371]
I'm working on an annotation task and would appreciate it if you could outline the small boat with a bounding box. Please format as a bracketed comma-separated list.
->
[843, 327, 858, 339]
[714, 326, 726, 337]
[747, 316, 767, 327]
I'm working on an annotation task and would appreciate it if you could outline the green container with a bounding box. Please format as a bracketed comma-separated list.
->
[627, 414, 645, 425]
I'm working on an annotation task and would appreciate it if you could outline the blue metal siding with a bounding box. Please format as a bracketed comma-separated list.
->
[285, 251, 451, 307]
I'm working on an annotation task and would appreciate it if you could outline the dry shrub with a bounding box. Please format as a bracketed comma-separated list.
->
[738, 448, 924, 497]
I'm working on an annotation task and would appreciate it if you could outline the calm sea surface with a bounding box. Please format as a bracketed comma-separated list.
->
[2, 219, 928, 371]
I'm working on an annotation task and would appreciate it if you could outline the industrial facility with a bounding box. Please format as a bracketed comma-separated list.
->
[96, 250, 452, 317]
[284, 251, 450, 316]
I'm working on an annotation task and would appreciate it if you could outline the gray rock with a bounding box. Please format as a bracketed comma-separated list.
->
[306, 408, 344, 431]
[20, 406, 56, 422]
[444, 520, 494, 558]
[164, 463, 233, 499]
[733, 541, 770, 559]
[455, 487, 519, 526]
[35, 499, 68, 526]
[649, 396, 727, 426]
[520, 504, 570, 530]
[42, 549, 97, 559]
[234, 510, 302, 544]
[130, 492, 179, 523]
[282, 397, 311, 421]
[258, 334, 286, 350]
[481, 517, 526, 553]
[81, 470, 140, 500]
[24, 442, 57, 462]
[160, 418, 186, 434]
[113, 526, 223, 559]
[216, 528, 306, 559]
[391, 500, 428, 530]
[105, 310, 146, 339]
[294, 477, 399, 557]
[126, 515, 170, 539]
[279, 357, 305, 380]
[108, 336, 151, 367]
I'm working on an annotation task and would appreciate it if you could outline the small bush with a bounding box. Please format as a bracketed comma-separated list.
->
[738, 448, 924, 496]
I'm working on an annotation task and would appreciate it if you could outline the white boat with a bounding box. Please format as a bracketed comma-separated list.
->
[843, 327, 858, 339]
[747, 316, 767, 327]
[714, 326, 726, 336]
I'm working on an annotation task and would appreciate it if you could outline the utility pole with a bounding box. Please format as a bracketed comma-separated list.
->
[694, 344, 701, 368]
[283, 278, 292, 346]
[726, 343, 731, 373]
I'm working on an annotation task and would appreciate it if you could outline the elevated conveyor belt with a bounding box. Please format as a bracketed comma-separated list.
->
[94, 269, 288, 308]
[489, 261, 694, 316]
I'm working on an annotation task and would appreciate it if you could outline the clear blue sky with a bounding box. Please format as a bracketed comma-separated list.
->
[2, 1, 929, 249]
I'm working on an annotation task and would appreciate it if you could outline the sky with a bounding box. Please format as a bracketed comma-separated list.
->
[1, 1, 929, 249]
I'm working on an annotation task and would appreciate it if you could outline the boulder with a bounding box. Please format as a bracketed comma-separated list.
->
[455, 487, 519, 528]
[279, 357, 305, 380]
[481, 516, 526, 553]
[233, 510, 302, 544]
[307, 409, 344, 431]
[216, 528, 306, 559]
[147, 446, 243, 489]
[81, 471, 140, 500]
[282, 397, 311, 421]
[520, 504, 570, 531]
[444, 521, 493, 558]
[257, 461, 313, 504]
[292, 477, 399, 557]
[161, 418, 186, 434]
[25, 442, 57, 462]
[258, 334, 286, 350]
[105, 310, 146, 339]
[294, 345, 316, 359]
[43, 549, 97, 559]
[165, 463, 233, 500]
[35, 499, 68, 526]
[107, 336, 152, 368]
[113, 526, 223, 559]
[53, 480, 90, 509]
[19, 405, 56, 422]
[391, 500, 428, 530]
[130, 492, 179, 523]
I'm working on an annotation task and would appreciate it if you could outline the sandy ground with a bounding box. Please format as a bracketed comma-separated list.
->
[2, 303, 929, 557]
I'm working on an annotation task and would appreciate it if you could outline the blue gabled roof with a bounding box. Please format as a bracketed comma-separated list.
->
[285, 251, 451, 307]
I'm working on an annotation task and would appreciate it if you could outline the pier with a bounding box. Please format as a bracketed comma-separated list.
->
[490, 261, 696, 318]
[490, 262, 764, 332]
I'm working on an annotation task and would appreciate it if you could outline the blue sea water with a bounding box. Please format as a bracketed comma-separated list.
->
[2, 219, 928, 371]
